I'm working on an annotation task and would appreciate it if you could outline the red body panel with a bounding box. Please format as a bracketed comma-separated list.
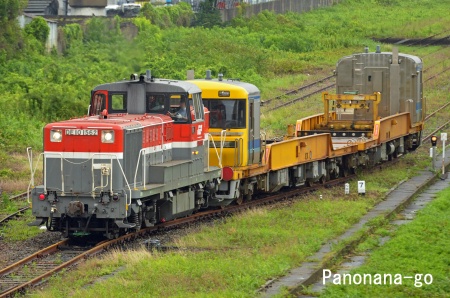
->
[173, 122, 205, 143]
[44, 114, 174, 153]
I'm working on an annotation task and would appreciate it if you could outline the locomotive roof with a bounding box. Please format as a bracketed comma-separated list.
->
[339, 51, 423, 65]
[188, 79, 260, 97]
[93, 78, 202, 94]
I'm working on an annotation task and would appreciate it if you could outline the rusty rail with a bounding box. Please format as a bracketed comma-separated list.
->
[0, 207, 29, 227]
[425, 102, 450, 121]
[422, 120, 450, 142]
[265, 83, 335, 112]
[0, 192, 30, 227]
[262, 75, 334, 107]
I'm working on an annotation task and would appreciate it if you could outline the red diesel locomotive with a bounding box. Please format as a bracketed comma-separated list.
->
[29, 73, 221, 239]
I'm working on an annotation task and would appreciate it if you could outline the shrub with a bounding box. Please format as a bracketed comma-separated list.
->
[24, 17, 50, 44]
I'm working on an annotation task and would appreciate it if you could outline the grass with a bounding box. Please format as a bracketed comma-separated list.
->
[0, 193, 26, 215]
[31, 196, 377, 298]
[320, 186, 450, 297]
[0, 192, 44, 241]
[0, 208, 44, 241]
[0, 151, 43, 194]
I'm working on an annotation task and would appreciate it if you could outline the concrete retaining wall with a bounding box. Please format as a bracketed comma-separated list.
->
[220, 0, 340, 22]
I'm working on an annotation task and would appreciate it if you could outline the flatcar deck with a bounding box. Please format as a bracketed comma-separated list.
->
[331, 136, 373, 149]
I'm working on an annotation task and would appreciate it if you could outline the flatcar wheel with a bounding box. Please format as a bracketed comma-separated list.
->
[393, 148, 399, 159]
[330, 170, 339, 180]
[340, 166, 348, 177]
[319, 175, 327, 184]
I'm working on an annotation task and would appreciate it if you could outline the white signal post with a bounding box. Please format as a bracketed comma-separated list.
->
[344, 183, 350, 195]
[357, 181, 365, 196]
[430, 135, 438, 171]
[441, 133, 447, 178]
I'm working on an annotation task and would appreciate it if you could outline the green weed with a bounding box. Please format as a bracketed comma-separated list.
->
[0, 209, 44, 241]
[321, 187, 450, 297]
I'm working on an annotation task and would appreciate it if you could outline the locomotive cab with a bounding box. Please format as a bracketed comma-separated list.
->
[189, 78, 261, 205]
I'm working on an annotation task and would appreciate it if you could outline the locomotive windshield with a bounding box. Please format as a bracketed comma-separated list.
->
[144, 93, 204, 123]
[204, 99, 246, 129]
[190, 93, 204, 121]
[147, 94, 165, 113]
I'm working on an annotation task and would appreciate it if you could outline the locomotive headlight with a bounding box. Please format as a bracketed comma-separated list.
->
[50, 129, 62, 142]
[102, 130, 115, 143]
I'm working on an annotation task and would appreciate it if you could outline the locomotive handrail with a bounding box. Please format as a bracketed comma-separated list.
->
[26, 148, 43, 204]
[206, 133, 223, 170]
[133, 149, 146, 189]
[260, 131, 267, 158]
[234, 138, 244, 167]
[149, 115, 165, 162]
[90, 153, 132, 210]
[27, 147, 34, 188]
[220, 129, 227, 163]
[41, 152, 66, 195]
[133, 116, 165, 190]
[91, 156, 112, 195]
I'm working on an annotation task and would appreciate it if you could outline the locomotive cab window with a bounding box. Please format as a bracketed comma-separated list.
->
[146, 94, 166, 114]
[90, 92, 106, 116]
[204, 99, 246, 129]
[168, 94, 191, 123]
[109, 93, 127, 113]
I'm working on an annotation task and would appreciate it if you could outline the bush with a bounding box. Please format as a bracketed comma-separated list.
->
[24, 17, 50, 44]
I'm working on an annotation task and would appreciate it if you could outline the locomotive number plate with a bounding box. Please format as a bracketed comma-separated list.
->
[65, 129, 98, 136]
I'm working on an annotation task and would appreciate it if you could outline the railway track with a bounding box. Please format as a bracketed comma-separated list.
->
[423, 104, 450, 141]
[261, 75, 334, 107]
[423, 120, 450, 142]
[264, 83, 335, 112]
[0, 238, 117, 297]
[375, 29, 450, 47]
[0, 207, 29, 227]
[0, 192, 30, 227]
[425, 102, 450, 121]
